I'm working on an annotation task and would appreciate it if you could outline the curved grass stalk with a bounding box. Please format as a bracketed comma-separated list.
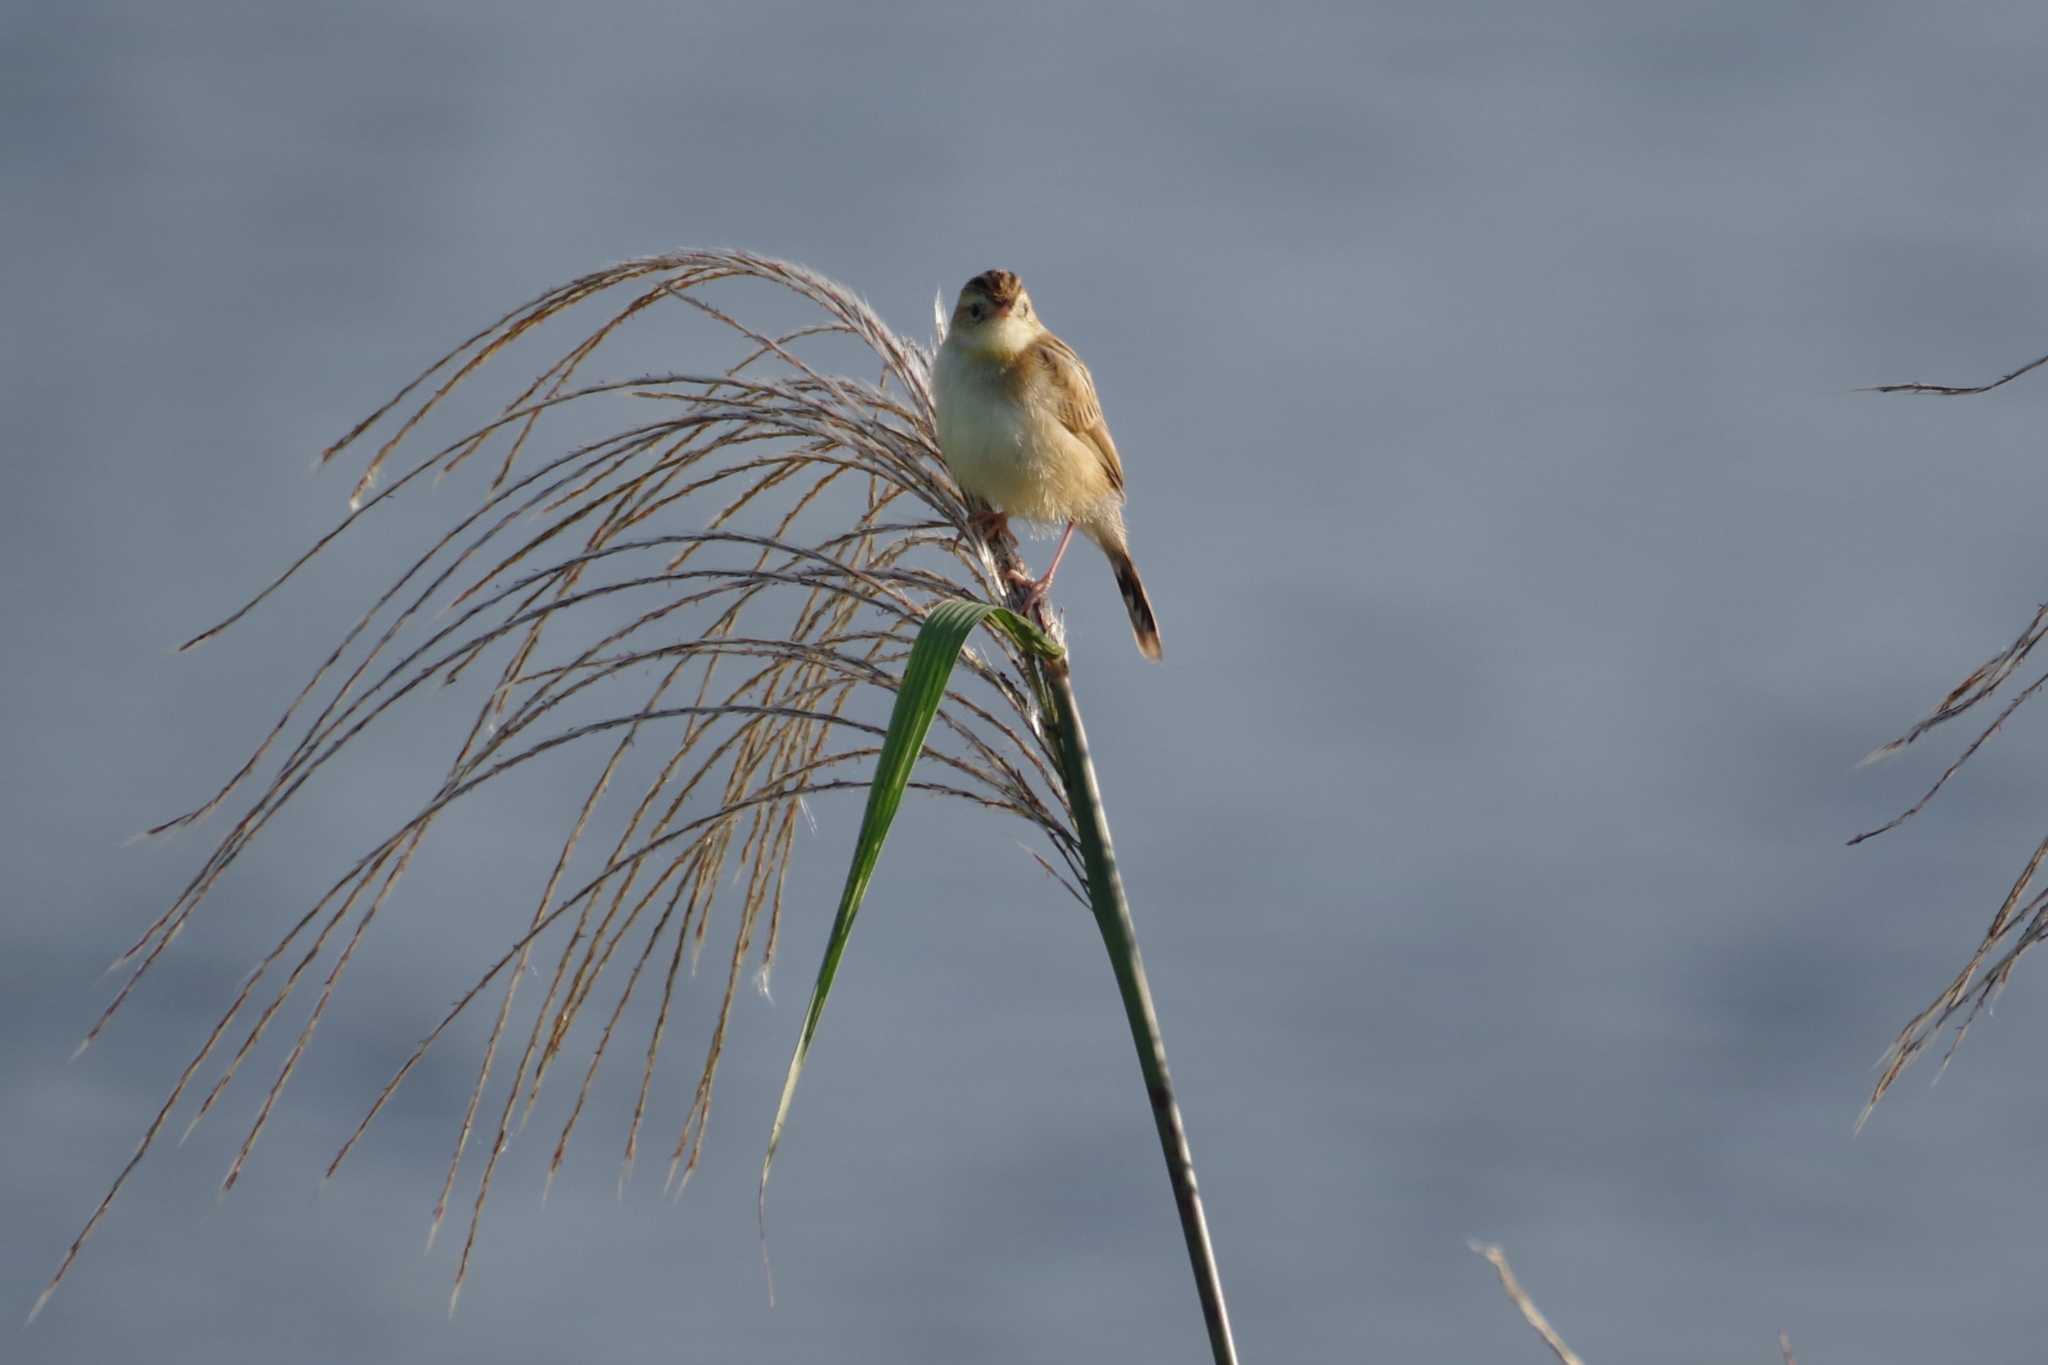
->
[38, 252, 1234, 1361]
[1042, 652, 1241, 1365]
[762, 597, 1239, 1364]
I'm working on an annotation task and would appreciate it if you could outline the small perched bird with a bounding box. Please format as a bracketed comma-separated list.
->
[932, 269, 1163, 660]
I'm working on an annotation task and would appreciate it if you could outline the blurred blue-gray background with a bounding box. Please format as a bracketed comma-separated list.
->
[10, 2, 2048, 1360]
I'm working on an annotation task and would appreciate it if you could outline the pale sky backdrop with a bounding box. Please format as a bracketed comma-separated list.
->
[10, 2, 2048, 1361]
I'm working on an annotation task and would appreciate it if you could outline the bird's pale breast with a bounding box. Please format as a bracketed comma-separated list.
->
[934, 344, 1119, 528]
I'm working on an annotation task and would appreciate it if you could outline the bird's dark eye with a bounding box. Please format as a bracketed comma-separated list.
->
[1016, 301, 1029, 318]
[968, 304, 985, 321]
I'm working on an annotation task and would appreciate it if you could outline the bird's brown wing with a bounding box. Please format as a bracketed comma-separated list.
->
[1031, 332, 1125, 495]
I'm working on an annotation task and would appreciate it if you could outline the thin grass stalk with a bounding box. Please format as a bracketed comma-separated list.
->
[38, 249, 1218, 1341]
[1040, 653, 1240, 1365]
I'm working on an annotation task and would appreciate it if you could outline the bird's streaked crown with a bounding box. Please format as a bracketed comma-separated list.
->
[961, 270, 1024, 308]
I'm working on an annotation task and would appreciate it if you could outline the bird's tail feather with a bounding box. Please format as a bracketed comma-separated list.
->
[1107, 550, 1163, 660]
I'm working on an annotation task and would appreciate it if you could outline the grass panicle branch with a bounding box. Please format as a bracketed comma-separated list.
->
[39, 250, 1088, 1321]
[1858, 350, 2048, 1119]
[1863, 349, 2048, 396]
[1469, 1241, 1797, 1364]
[46, 250, 1238, 1362]
[1470, 1243, 1586, 1365]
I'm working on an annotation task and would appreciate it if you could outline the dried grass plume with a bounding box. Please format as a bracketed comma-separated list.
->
[38, 249, 1081, 1320]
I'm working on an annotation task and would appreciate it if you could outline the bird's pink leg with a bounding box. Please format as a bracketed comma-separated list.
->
[1015, 522, 1077, 616]
[1039, 522, 1078, 590]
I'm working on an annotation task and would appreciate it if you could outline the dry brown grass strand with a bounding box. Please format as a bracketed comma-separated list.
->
[151, 304, 975, 836]
[97, 549, 911, 1044]
[1851, 602, 2048, 790]
[1861, 835, 2048, 1124]
[43, 251, 1071, 1320]
[1469, 1242, 1587, 1365]
[1866, 349, 2048, 396]
[1849, 658, 2048, 849]
[1853, 337, 2048, 1113]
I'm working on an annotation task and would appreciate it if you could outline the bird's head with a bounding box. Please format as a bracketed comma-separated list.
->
[947, 269, 1041, 358]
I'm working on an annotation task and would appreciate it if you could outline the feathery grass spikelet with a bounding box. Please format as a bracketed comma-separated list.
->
[41, 250, 1081, 1316]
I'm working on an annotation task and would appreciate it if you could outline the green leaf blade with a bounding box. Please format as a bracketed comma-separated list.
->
[760, 600, 1059, 1204]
